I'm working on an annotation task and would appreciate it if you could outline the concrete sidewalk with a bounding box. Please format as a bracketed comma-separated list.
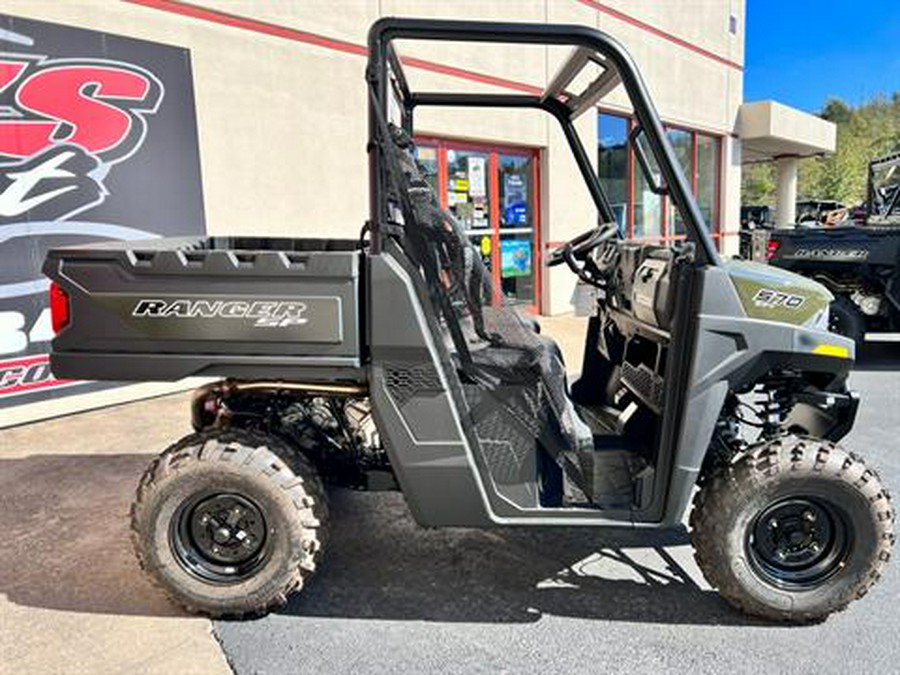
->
[0, 393, 230, 675]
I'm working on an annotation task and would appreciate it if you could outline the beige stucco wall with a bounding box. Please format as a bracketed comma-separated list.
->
[2, 0, 744, 281]
[0, 0, 745, 421]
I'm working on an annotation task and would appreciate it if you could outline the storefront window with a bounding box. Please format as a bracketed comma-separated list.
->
[598, 115, 721, 243]
[697, 134, 719, 232]
[634, 158, 662, 239]
[666, 128, 692, 236]
[598, 113, 630, 234]
[446, 148, 490, 232]
[416, 137, 541, 311]
[498, 154, 535, 306]
[415, 145, 439, 195]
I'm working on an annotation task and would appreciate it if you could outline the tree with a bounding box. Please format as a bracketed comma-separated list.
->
[743, 93, 900, 207]
[742, 162, 775, 205]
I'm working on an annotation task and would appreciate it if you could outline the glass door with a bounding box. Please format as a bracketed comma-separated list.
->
[498, 153, 536, 308]
[445, 148, 493, 276]
[416, 137, 541, 313]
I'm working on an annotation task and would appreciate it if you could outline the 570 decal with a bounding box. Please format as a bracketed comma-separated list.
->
[752, 288, 807, 310]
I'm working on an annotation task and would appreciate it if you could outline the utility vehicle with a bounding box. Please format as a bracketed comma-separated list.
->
[44, 18, 893, 622]
[769, 153, 900, 343]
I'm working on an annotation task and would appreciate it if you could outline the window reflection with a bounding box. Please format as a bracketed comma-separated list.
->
[598, 113, 629, 235]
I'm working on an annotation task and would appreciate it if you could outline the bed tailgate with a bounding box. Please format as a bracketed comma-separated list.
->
[42, 237, 365, 382]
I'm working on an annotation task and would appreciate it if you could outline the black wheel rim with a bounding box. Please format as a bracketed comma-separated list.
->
[171, 492, 271, 584]
[746, 497, 851, 590]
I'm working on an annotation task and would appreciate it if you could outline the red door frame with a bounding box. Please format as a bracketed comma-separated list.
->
[415, 135, 542, 314]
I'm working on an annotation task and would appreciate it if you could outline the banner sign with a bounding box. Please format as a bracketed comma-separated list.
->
[0, 14, 205, 409]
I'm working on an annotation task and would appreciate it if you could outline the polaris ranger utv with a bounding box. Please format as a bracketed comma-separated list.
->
[44, 18, 893, 622]
[768, 153, 900, 344]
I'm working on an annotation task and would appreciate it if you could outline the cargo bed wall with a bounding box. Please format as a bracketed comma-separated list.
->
[43, 237, 365, 383]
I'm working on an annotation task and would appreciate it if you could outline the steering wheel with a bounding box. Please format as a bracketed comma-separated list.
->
[547, 222, 619, 284]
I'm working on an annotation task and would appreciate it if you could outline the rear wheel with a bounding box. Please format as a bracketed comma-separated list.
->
[829, 296, 865, 345]
[690, 436, 894, 622]
[130, 429, 328, 618]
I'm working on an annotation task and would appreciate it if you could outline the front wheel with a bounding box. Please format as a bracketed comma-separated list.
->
[690, 436, 893, 622]
[130, 429, 328, 618]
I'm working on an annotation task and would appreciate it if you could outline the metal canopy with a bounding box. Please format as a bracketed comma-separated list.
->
[366, 17, 721, 267]
[542, 47, 621, 119]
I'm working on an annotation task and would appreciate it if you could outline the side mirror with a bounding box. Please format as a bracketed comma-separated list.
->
[629, 126, 667, 196]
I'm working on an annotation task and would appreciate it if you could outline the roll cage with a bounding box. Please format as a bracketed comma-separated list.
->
[366, 17, 721, 266]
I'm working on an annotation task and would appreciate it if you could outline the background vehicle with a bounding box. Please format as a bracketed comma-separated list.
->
[768, 153, 900, 343]
[44, 18, 893, 623]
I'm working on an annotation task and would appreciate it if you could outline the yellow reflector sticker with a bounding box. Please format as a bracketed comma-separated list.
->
[812, 344, 851, 359]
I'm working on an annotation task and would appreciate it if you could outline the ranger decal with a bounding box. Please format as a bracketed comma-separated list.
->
[132, 299, 309, 328]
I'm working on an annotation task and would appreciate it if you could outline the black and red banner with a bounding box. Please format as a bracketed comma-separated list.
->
[0, 14, 205, 409]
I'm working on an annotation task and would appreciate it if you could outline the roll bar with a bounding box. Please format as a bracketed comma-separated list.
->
[366, 17, 721, 267]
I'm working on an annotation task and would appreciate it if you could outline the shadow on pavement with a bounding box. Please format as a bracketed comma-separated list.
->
[0, 453, 185, 617]
[853, 342, 900, 371]
[0, 453, 765, 626]
[280, 490, 767, 627]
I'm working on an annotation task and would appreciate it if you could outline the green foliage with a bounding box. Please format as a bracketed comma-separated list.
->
[742, 162, 775, 205]
[742, 94, 900, 206]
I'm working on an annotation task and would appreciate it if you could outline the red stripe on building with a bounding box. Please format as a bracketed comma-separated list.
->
[574, 0, 743, 71]
[124, 0, 542, 94]
[126, 0, 737, 93]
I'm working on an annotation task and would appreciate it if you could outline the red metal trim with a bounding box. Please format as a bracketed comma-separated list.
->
[531, 148, 542, 315]
[435, 142, 448, 210]
[713, 134, 723, 244]
[627, 117, 635, 239]
[574, 0, 743, 71]
[488, 151, 501, 306]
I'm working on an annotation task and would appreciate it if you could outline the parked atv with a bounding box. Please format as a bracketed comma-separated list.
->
[44, 18, 893, 622]
[768, 153, 900, 344]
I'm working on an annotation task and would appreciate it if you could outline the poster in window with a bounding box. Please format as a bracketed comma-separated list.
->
[503, 173, 528, 226]
[467, 156, 486, 198]
[0, 14, 205, 411]
[500, 239, 532, 278]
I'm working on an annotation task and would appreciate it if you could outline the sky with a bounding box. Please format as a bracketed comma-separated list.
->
[744, 0, 900, 113]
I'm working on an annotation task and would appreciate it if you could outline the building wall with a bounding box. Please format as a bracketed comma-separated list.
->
[3, 0, 745, 300]
[0, 0, 745, 424]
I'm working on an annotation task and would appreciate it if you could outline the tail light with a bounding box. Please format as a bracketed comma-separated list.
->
[765, 239, 781, 260]
[49, 282, 70, 334]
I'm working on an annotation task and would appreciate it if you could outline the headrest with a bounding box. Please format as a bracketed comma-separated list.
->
[388, 123, 413, 149]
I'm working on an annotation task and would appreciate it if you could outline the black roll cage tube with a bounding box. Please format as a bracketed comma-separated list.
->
[367, 17, 721, 267]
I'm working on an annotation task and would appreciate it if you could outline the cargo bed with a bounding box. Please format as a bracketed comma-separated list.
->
[43, 236, 366, 383]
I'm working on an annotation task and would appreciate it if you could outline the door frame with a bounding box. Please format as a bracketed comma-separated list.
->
[415, 134, 542, 314]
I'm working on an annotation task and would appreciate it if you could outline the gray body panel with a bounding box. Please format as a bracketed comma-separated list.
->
[661, 266, 855, 525]
[44, 237, 365, 383]
[44, 239, 855, 529]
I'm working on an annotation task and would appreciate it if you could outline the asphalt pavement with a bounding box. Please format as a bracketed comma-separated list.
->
[214, 343, 900, 675]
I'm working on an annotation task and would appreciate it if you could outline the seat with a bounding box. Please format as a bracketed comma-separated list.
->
[383, 125, 595, 474]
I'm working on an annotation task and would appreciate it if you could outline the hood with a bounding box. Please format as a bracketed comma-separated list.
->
[725, 259, 833, 327]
